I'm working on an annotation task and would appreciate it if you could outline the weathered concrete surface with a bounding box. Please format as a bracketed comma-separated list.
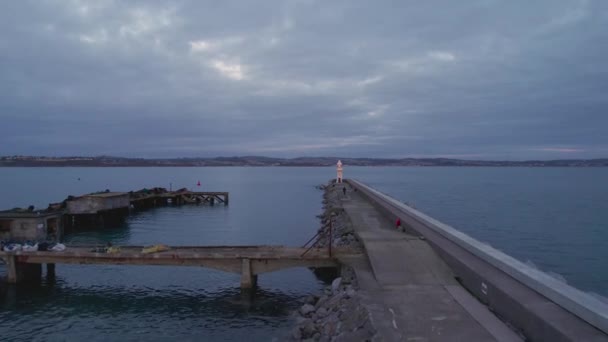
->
[340, 183, 523, 342]
[67, 192, 130, 214]
[0, 245, 356, 287]
[349, 179, 608, 342]
[0, 211, 63, 241]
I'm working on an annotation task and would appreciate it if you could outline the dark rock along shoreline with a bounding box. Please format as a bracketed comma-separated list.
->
[286, 182, 375, 341]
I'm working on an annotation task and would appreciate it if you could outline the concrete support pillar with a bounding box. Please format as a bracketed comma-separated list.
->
[6, 261, 42, 284]
[47, 263, 56, 277]
[210, 197, 215, 206]
[224, 193, 229, 206]
[58, 217, 64, 242]
[240, 258, 257, 289]
[5, 255, 17, 284]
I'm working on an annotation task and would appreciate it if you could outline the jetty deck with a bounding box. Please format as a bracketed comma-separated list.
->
[337, 183, 519, 341]
[343, 179, 608, 341]
[0, 245, 356, 288]
[2, 245, 342, 264]
[0, 188, 230, 242]
[130, 191, 229, 207]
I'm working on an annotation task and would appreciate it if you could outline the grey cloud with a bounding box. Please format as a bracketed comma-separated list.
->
[1, 0, 608, 159]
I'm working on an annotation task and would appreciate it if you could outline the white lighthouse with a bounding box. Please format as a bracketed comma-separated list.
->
[336, 160, 343, 183]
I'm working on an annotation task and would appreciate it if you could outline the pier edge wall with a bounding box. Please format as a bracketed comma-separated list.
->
[347, 178, 608, 341]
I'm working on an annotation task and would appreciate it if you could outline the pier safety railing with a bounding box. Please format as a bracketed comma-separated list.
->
[301, 217, 333, 258]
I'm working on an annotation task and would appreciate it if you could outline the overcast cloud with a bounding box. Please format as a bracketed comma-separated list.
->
[1, 0, 607, 159]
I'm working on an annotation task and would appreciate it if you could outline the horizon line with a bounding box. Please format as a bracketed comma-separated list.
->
[2, 155, 607, 163]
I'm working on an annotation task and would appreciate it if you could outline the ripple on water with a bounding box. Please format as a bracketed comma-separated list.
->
[3, 167, 606, 339]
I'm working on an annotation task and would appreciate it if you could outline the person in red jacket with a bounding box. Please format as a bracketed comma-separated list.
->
[395, 218, 402, 232]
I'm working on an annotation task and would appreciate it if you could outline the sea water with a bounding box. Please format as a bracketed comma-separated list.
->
[0, 166, 606, 340]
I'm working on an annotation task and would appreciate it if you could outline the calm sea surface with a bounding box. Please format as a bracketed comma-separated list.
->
[0, 167, 607, 340]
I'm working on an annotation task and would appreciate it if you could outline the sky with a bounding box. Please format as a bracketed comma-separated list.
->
[1, 0, 607, 160]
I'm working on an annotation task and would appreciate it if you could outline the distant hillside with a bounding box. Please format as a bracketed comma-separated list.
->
[1, 155, 607, 167]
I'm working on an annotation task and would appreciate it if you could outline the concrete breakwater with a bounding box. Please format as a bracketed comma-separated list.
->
[288, 182, 375, 341]
[290, 178, 607, 341]
[347, 179, 608, 341]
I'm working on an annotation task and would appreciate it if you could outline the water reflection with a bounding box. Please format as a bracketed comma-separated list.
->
[63, 221, 132, 245]
[0, 167, 328, 341]
[0, 277, 304, 341]
[2, 280, 299, 320]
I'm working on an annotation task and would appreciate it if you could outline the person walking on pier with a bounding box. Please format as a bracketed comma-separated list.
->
[396, 218, 402, 232]
[342, 187, 347, 197]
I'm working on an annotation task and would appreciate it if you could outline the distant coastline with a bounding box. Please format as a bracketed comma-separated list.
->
[1, 156, 607, 167]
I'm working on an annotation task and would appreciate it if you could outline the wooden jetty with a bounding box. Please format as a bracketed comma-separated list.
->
[0, 245, 353, 289]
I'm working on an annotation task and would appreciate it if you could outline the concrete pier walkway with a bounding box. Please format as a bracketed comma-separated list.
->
[0, 245, 352, 289]
[338, 183, 522, 341]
